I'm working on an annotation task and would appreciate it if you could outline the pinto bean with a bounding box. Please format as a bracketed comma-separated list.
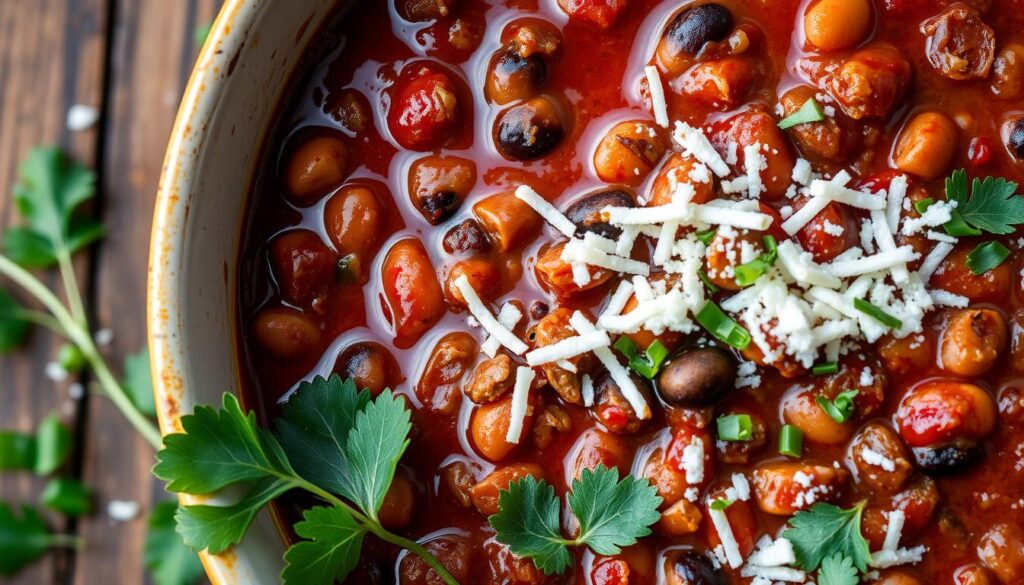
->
[679, 57, 759, 110]
[848, 422, 913, 495]
[471, 393, 539, 462]
[465, 354, 515, 404]
[998, 384, 1024, 425]
[704, 228, 766, 291]
[939, 308, 1008, 377]
[710, 107, 795, 200]
[535, 242, 615, 298]
[441, 460, 480, 509]
[1004, 116, 1024, 161]
[268, 230, 337, 307]
[897, 381, 996, 447]
[379, 469, 415, 528]
[335, 342, 400, 395]
[283, 134, 350, 204]
[779, 85, 860, 164]
[827, 43, 910, 119]
[408, 155, 475, 225]
[893, 111, 960, 180]
[978, 523, 1024, 583]
[485, 47, 547, 105]
[648, 153, 715, 206]
[382, 239, 445, 348]
[930, 245, 1012, 304]
[752, 462, 848, 515]
[396, 0, 455, 22]
[803, 0, 873, 52]
[954, 565, 995, 585]
[783, 386, 854, 445]
[533, 308, 595, 404]
[878, 329, 936, 377]
[417, 332, 476, 414]
[861, 476, 940, 551]
[794, 199, 860, 263]
[442, 219, 491, 255]
[657, 3, 734, 74]
[593, 121, 666, 185]
[921, 4, 995, 80]
[642, 447, 688, 506]
[473, 190, 543, 252]
[445, 258, 503, 307]
[324, 185, 384, 268]
[568, 429, 631, 480]
[991, 43, 1024, 99]
[657, 499, 703, 537]
[471, 463, 545, 516]
[252, 306, 322, 358]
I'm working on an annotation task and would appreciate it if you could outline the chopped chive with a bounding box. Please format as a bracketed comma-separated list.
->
[913, 198, 934, 215]
[853, 298, 903, 330]
[695, 229, 717, 245]
[777, 99, 826, 130]
[778, 425, 804, 458]
[734, 235, 779, 287]
[614, 337, 669, 379]
[717, 414, 753, 442]
[696, 301, 751, 350]
[811, 361, 838, 376]
[710, 498, 734, 511]
[965, 241, 1010, 275]
[816, 390, 858, 424]
[698, 269, 720, 294]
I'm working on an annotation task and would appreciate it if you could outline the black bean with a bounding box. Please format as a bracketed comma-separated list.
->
[442, 219, 491, 255]
[664, 550, 726, 585]
[655, 346, 737, 407]
[911, 439, 984, 475]
[494, 96, 565, 161]
[665, 4, 733, 57]
[563, 189, 634, 239]
[1006, 116, 1024, 160]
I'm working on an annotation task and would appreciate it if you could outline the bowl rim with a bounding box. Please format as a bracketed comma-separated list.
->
[147, 0, 258, 582]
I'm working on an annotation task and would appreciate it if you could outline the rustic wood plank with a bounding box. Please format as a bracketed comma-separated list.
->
[0, 0, 110, 583]
[75, 0, 221, 583]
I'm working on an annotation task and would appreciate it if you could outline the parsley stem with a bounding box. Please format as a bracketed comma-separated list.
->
[290, 477, 459, 585]
[46, 533, 86, 550]
[0, 253, 162, 449]
[56, 249, 88, 328]
[15, 308, 66, 336]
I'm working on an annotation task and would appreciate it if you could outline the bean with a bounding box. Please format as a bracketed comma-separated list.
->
[470, 394, 538, 462]
[445, 258, 503, 307]
[378, 469, 414, 528]
[657, 4, 733, 74]
[827, 43, 910, 119]
[921, 4, 995, 80]
[894, 111, 960, 180]
[334, 342, 400, 395]
[848, 422, 913, 495]
[648, 153, 715, 206]
[779, 85, 859, 163]
[978, 523, 1024, 583]
[485, 47, 547, 105]
[593, 121, 666, 185]
[398, 534, 473, 585]
[783, 386, 854, 445]
[408, 155, 476, 225]
[1003, 116, 1024, 161]
[323, 184, 383, 264]
[991, 44, 1024, 99]
[388, 64, 462, 151]
[268, 230, 337, 306]
[803, 0, 872, 52]
[535, 241, 615, 298]
[473, 190, 543, 252]
[494, 96, 565, 161]
[442, 219, 491, 255]
[381, 238, 445, 348]
[655, 346, 736, 407]
[752, 462, 848, 515]
[939, 308, 1008, 376]
[680, 57, 759, 110]
[930, 245, 1012, 304]
[470, 463, 544, 516]
[283, 134, 350, 204]
[556, 0, 628, 29]
[252, 306, 322, 358]
[416, 332, 476, 414]
[663, 550, 725, 585]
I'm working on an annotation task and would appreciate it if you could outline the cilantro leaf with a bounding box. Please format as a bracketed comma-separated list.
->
[0, 289, 29, 352]
[282, 505, 365, 585]
[4, 147, 103, 267]
[154, 393, 293, 493]
[176, 477, 293, 554]
[123, 348, 157, 418]
[34, 413, 71, 475]
[275, 375, 370, 497]
[944, 169, 1024, 235]
[338, 390, 411, 518]
[819, 553, 859, 585]
[489, 476, 570, 574]
[40, 478, 92, 516]
[568, 466, 662, 555]
[145, 501, 205, 585]
[0, 503, 78, 576]
[784, 502, 870, 572]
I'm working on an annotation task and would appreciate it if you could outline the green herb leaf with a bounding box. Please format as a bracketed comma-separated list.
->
[123, 348, 157, 418]
[282, 505, 365, 585]
[40, 478, 92, 516]
[784, 502, 870, 572]
[819, 553, 859, 585]
[734, 235, 778, 287]
[489, 475, 570, 575]
[944, 169, 1024, 235]
[568, 466, 662, 555]
[811, 361, 838, 376]
[275, 375, 370, 498]
[697, 269, 720, 294]
[154, 393, 294, 494]
[853, 298, 902, 330]
[4, 147, 103, 267]
[716, 414, 753, 442]
[695, 229, 717, 245]
[913, 198, 935, 215]
[816, 390, 859, 424]
[144, 501, 205, 585]
[696, 301, 751, 349]
[0, 504, 59, 576]
[0, 289, 29, 352]
[778, 99, 826, 130]
[338, 390, 411, 518]
[34, 413, 71, 475]
[710, 498, 734, 511]
[965, 241, 1011, 275]
[176, 477, 293, 554]
[0, 432, 36, 471]
[57, 343, 87, 374]
[613, 337, 669, 379]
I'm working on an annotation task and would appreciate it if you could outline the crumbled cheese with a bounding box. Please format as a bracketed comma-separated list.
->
[826, 245, 917, 278]
[870, 546, 927, 568]
[562, 238, 651, 275]
[739, 565, 806, 582]
[107, 500, 140, 521]
[645, 66, 670, 128]
[581, 374, 594, 407]
[929, 289, 969, 307]
[505, 366, 535, 443]
[514, 185, 577, 238]
[777, 241, 842, 288]
[653, 221, 680, 265]
[885, 174, 908, 232]
[781, 195, 830, 235]
[454, 275, 528, 355]
[615, 226, 639, 256]
[870, 209, 910, 283]
[524, 330, 610, 366]
[743, 142, 765, 198]
[708, 507, 743, 568]
[901, 199, 956, 236]
[746, 536, 797, 567]
[481, 303, 523, 358]
[792, 158, 812, 185]
[680, 436, 705, 483]
[731, 473, 750, 501]
[672, 121, 730, 176]
[916, 241, 954, 282]
[926, 229, 957, 243]
[821, 219, 844, 236]
[571, 262, 592, 286]
[861, 448, 897, 472]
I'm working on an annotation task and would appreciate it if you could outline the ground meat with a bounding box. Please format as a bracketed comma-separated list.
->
[533, 308, 593, 404]
[920, 4, 995, 80]
[465, 354, 515, 403]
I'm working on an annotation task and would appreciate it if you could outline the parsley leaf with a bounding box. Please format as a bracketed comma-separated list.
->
[144, 501, 205, 585]
[569, 466, 662, 555]
[275, 376, 370, 499]
[0, 503, 79, 576]
[338, 390, 411, 519]
[34, 413, 71, 475]
[282, 505, 365, 584]
[4, 147, 104, 267]
[0, 431, 36, 471]
[489, 475, 570, 574]
[0, 289, 29, 352]
[153, 393, 294, 494]
[819, 553, 859, 585]
[944, 169, 1024, 235]
[175, 477, 293, 554]
[40, 478, 92, 516]
[123, 348, 157, 418]
[784, 502, 870, 572]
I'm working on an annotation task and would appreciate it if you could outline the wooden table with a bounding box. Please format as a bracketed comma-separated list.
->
[0, 1, 221, 583]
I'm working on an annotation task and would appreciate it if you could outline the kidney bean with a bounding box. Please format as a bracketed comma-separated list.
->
[795, 199, 860, 263]
[282, 134, 350, 205]
[896, 380, 996, 464]
[567, 428, 631, 480]
[335, 342, 401, 395]
[388, 63, 462, 151]
[779, 85, 860, 164]
[252, 306, 322, 358]
[408, 155, 475, 225]
[323, 184, 384, 268]
[930, 245, 1012, 304]
[381, 238, 445, 348]
[268, 230, 337, 307]
[416, 332, 476, 414]
[894, 111, 960, 180]
[445, 258, 503, 308]
[803, 0, 873, 52]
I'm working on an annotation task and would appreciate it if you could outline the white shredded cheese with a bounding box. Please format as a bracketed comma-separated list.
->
[672, 121, 730, 176]
[562, 238, 651, 275]
[514, 185, 577, 238]
[929, 289, 969, 307]
[481, 303, 523, 358]
[453, 275, 528, 355]
[882, 509, 906, 552]
[708, 507, 743, 569]
[601, 280, 634, 319]
[524, 331, 610, 366]
[581, 374, 594, 407]
[505, 366, 535, 444]
[645, 65, 670, 128]
[739, 565, 806, 582]
[569, 312, 650, 419]
[886, 174, 908, 232]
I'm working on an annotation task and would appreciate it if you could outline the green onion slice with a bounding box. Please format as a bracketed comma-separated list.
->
[717, 414, 753, 442]
[965, 241, 1011, 275]
[695, 229, 717, 245]
[696, 301, 751, 350]
[734, 235, 779, 287]
[613, 337, 669, 379]
[811, 361, 838, 376]
[816, 390, 859, 423]
[777, 99, 826, 130]
[710, 498, 734, 511]
[853, 298, 903, 330]
[698, 269, 720, 294]
[913, 198, 934, 215]
[778, 425, 804, 458]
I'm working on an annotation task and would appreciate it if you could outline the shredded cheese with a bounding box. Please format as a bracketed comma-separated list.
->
[481, 303, 523, 357]
[569, 311, 650, 419]
[514, 185, 577, 238]
[505, 366, 535, 443]
[524, 330, 610, 366]
[672, 121, 730, 176]
[708, 507, 743, 569]
[645, 65, 670, 127]
[453, 275, 528, 355]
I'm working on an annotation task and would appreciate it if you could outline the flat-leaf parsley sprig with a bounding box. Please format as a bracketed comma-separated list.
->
[488, 466, 662, 574]
[943, 168, 1024, 236]
[153, 375, 458, 585]
[783, 501, 871, 585]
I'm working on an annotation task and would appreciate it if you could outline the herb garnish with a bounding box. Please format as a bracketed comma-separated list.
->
[853, 298, 902, 330]
[0, 503, 82, 576]
[784, 502, 871, 583]
[778, 99, 826, 130]
[488, 466, 661, 575]
[696, 301, 751, 349]
[943, 169, 1024, 236]
[145, 501, 207, 585]
[816, 390, 858, 424]
[154, 375, 459, 585]
[811, 361, 838, 376]
[709, 498, 734, 511]
[613, 337, 669, 379]
[965, 240, 1011, 275]
[819, 552, 860, 585]
[734, 235, 778, 287]
[716, 414, 753, 442]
